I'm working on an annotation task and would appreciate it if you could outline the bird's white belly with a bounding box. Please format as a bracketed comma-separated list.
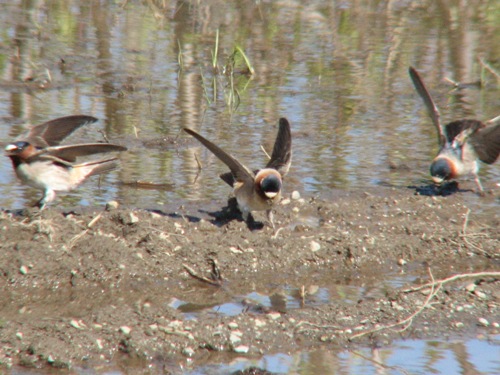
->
[16, 161, 74, 192]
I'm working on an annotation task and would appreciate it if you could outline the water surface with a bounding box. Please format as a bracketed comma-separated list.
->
[0, 0, 498, 212]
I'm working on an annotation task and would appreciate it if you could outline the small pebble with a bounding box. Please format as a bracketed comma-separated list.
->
[478, 318, 489, 327]
[128, 212, 139, 224]
[182, 347, 195, 357]
[228, 322, 239, 330]
[233, 345, 249, 353]
[230, 332, 242, 344]
[397, 258, 407, 266]
[474, 290, 487, 299]
[96, 339, 103, 350]
[465, 283, 476, 292]
[267, 312, 281, 320]
[174, 222, 184, 234]
[492, 322, 499, 328]
[70, 319, 86, 330]
[119, 326, 132, 335]
[280, 198, 291, 205]
[19, 265, 28, 275]
[150, 212, 161, 219]
[106, 201, 119, 211]
[229, 247, 243, 254]
[455, 322, 464, 328]
[16, 332, 23, 340]
[307, 285, 319, 295]
[254, 319, 266, 328]
[291, 191, 301, 200]
[310, 240, 321, 252]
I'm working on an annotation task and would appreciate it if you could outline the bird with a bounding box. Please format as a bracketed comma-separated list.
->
[5, 115, 127, 209]
[183, 117, 292, 228]
[409, 66, 500, 193]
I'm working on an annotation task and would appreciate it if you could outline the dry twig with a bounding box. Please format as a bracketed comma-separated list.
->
[68, 212, 104, 249]
[183, 261, 223, 286]
[350, 268, 440, 340]
[260, 145, 271, 160]
[401, 271, 500, 294]
[294, 320, 344, 334]
[458, 208, 496, 258]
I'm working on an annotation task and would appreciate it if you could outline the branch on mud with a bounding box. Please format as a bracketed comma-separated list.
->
[294, 320, 344, 335]
[459, 208, 497, 258]
[68, 212, 104, 249]
[401, 271, 500, 294]
[350, 268, 441, 340]
[347, 269, 499, 341]
[183, 259, 223, 286]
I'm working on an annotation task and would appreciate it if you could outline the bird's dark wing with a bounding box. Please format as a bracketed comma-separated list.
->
[21, 115, 98, 147]
[36, 143, 127, 162]
[183, 128, 254, 185]
[265, 117, 292, 176]
[469, 122, 500, 164]
[409, 67, 446, 147]
[444, 120, 483, 145]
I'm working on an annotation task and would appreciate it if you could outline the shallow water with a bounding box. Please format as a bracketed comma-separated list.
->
[0, 1, 499, 212]
[11, 337, 500, 375]
[1, 0, 499, 373]
[181, 338, 500, 375]
[171, 265, 418, 319]
[9, 259, 499, 375]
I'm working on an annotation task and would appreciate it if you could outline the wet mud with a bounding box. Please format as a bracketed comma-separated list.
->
[0, 187, 498, 372]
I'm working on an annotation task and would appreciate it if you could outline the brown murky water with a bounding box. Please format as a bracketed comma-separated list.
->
[0, 1, 499, 374]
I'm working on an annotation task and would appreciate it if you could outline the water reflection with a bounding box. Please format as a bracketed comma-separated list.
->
[178, 338, 499, 375]
[0, 0, 498, 211]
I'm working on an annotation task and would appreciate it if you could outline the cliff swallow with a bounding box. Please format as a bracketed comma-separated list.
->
[11, 115, 99, 148]
[409, 66, 500, 193]
[184, 118, 292, 228]
[5, 115, 127, 209]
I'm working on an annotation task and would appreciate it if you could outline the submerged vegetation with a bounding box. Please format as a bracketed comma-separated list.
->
[189, 28, 255, 115]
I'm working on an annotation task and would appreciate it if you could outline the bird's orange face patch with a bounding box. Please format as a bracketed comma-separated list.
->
[5, 142, 37, 160]
[255, 169, 282, 200]
[430, 156, 457, 181]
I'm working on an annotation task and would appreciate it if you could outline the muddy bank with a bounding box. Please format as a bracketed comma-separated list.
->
[0, 188, 498, 372]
